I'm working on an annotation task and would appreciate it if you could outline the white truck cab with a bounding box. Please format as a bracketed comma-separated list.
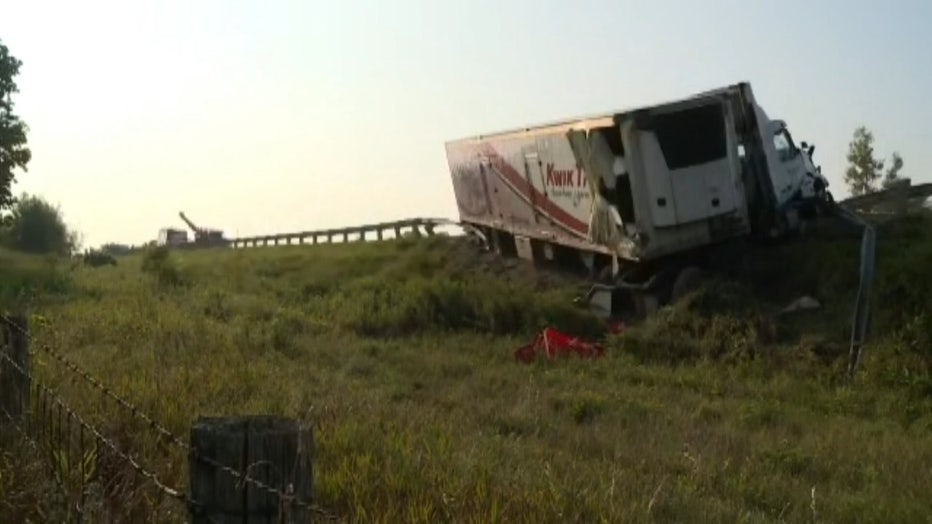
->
[767, 118, 830, 203]
[736, 104, 831, 236]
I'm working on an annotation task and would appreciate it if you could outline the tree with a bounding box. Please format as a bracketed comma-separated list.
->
[844, 126, 884, 196]
[882, 151, 907, 189]
[1, 193, 78, 256]
[844, 126, 907, 196]
[0, 39, 31, 211]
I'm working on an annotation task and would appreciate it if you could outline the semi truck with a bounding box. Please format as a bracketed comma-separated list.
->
[444, 81, 835, 317]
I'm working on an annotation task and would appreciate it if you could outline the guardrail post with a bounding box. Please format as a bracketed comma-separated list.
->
[0, 314, 30, 423]
[189, 415, 314, 523]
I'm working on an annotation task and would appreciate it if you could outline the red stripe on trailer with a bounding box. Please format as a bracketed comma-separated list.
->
[478, 144, 589, 236]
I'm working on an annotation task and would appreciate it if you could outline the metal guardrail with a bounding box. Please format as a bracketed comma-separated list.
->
[228, 217, 462, 248]
[827, 203, 876, 378]
[839, 182, 932, 212]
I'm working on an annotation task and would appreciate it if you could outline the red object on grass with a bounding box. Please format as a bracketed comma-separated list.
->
[513, 327, 606, 363]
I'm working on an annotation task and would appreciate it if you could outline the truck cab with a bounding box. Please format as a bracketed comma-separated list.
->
[765, 118, 830, 207]
[567, 84, 832, 266]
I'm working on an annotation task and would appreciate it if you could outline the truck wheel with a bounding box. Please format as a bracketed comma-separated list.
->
[671, 266, 705, 302]
[596, 264, 615, 284]
[816, 191, 835, 216]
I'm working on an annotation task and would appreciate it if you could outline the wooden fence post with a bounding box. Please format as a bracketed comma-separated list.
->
[189, 415, 314, 523]
[0, 314, 30, 423]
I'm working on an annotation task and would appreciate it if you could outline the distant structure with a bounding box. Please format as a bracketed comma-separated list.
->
[178, 212, 228, 247]
[153, 212, 228, 248]
[157, 228, 189, 247]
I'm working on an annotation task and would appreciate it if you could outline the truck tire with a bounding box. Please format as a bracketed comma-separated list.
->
[671, 266, 705, 302]
[596, 264, 615, 284]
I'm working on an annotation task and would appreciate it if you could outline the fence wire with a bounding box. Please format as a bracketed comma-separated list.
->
[11, 315, 189, 452]
[1, 314, 337, 521]
[0, 348, 192, 521]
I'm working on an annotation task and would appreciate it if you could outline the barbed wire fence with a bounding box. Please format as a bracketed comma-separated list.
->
[0, 313, 337, 523]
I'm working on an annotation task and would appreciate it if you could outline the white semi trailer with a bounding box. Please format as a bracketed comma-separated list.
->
[445, 81, 835, 317]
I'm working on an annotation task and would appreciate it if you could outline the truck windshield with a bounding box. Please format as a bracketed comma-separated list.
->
[773, 128, 797, 162]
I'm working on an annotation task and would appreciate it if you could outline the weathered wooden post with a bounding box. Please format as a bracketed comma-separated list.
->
[0, 314, 30, 423]
[189, 415, 314, 523]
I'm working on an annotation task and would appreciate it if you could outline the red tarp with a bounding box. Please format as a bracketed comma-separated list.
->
[513, 327, 608, 363]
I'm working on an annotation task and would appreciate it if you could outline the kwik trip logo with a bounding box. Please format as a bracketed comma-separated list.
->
[545, 163, 587, 188]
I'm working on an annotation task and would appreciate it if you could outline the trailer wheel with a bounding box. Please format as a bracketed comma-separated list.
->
[671, 266, 706, 302]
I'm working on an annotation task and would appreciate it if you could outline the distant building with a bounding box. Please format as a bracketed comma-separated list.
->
[157, 228, 188, 246]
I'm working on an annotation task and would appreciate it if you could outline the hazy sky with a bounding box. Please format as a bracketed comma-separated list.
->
[2, 0, 930, 248]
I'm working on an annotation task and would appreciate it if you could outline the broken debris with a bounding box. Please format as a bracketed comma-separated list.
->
[779, 295, 821, 315]
[514, 327, 606, 363]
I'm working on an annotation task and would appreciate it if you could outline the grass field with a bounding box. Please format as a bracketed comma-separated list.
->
[2, 214, 932, 523]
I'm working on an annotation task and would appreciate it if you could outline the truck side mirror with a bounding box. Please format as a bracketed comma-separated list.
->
[808, 145, 815, 157]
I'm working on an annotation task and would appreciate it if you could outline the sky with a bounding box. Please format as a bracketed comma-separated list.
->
[1, 0, 930, 248]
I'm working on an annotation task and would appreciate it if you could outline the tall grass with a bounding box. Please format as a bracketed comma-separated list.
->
[0, 247, 74, 308]
[1, 220, 931, 522]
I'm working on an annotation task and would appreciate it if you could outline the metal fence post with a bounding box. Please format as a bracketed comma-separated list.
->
[0, 314, 30, 424]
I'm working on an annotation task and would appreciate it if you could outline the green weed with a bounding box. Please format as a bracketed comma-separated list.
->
[1, 220, 931, 522]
